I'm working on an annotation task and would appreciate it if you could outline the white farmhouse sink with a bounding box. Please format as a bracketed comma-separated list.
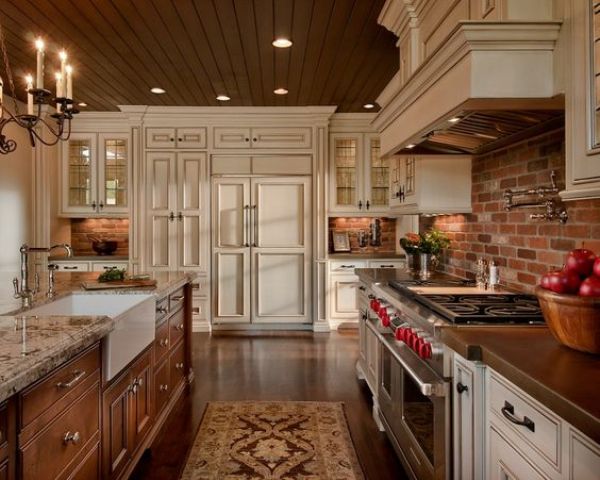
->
[27, 293, 156, 381]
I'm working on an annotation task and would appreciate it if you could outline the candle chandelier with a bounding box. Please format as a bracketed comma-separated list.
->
[0, 21, 78, 155]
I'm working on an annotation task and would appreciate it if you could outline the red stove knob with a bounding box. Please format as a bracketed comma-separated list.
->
[381, 312, 390, 327]
[404, 329, 416, 347]
[419, 342, 432, 359]
[397, 327, 411, 343]
[413, 336, 424, 352]
[370, 299, 380, 311]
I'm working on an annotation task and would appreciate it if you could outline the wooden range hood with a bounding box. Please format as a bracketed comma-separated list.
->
[372, 17, 564, 158]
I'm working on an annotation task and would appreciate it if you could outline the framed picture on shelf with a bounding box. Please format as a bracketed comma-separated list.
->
[332, 231, 351, 252]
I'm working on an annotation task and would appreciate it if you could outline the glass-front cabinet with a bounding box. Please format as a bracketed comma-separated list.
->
[329, 133, 388, 214]
[61, 133, 130, 217]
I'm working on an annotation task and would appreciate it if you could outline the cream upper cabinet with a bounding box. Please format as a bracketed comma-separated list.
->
[61, 132, 129, 217]
[329, 133, 389, 215]
[145, 151, 208, 273]
[145, 127, 206, 149]
[563, 0, 600, 201]
[213, 127, 312, 149]
[388, 155, 472, 215]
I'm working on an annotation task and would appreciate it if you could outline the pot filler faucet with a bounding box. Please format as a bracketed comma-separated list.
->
[13, 244, 73, 307]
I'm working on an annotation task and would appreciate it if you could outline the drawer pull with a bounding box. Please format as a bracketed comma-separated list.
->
[192, 307, 200, 314]
[358, 286, 366, 291]
[56, 370, 86, 389]
[159, 338, 169, 348]
[159, 384, 168, 392]
[380, 264, 395, 268]
[340, 264, 356, 268]
[131, 377, 144, 394]
[174, 323, 184, 331]
[156, 306, 168, 315]
[62, 266, 79, 270]
[171, 295, 184, 302]
[175, 362, 184, 370]
[501, 401, 535, 432]
[63, 431, 81, 445]
[456, 383, 469, 394]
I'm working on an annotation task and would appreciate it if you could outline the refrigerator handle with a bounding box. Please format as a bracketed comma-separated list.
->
[243, 205, 250, 247]
[252, 205, 258, 247]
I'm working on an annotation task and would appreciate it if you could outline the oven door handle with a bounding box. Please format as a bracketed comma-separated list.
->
[380, 334, 449, 398]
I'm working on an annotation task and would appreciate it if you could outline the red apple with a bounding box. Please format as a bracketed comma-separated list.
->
[540, 273, 553, 290]
[543, 270, 582, 294]
[579, 276, 600, 297]
[594, 258, 600, 278]
[565, 248, 597, 278]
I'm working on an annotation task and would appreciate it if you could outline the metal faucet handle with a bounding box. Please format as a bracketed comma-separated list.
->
[48, 263, 59, 271]
[12, 278, 20, 298]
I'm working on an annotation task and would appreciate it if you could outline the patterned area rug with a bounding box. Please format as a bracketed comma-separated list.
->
[180, 401, 365, 480]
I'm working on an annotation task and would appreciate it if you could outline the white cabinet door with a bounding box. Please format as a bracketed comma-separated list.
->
[251, 127, 312, 149]
[329, 134, 364, 213]
[176, 127, 206, 149]
[570, 430, 600, 480]
[488, 427, 549, 480]
[212, 178, 251, 324]
[251, 177, 311, 323]
[98, 133, 129, 215]
[146, 128, 176, 149]
[146, 127, 207, 149]
[61, 133, 98, 215]
[213, 127, 251, 149]
[365, 324, 380, 393]
[176, 152, 208, 273]
[363, 135, 389, 214]
[146, 152, 177, 270]
[330, 274, 359, 318]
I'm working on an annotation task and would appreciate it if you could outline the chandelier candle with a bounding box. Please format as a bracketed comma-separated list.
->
[59, 51, 67, 97]
[25, 75, 33, 116]
[66, 65, 73, 102]
[35, 38, 44, 89]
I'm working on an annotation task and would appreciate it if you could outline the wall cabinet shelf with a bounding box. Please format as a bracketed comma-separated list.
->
[329, 134, 388, 215]
[61, 133, 130, 218]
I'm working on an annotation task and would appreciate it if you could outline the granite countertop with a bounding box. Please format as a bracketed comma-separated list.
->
[442, 327, 600, 444]
[0, 271, 196, 402]
[328, 252, 405, 260]
[48, 255, 129, 261]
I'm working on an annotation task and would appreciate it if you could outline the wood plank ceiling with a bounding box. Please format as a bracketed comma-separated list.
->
[0, 0, 399, 112]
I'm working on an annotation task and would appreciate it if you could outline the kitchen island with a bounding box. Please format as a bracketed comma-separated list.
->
[0, 271, 196, 480]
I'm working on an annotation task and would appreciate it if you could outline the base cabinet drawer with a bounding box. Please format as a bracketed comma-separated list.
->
[169, 309, 185, 346]
[55, 263, 89, 272]
[489, 426, 548, 480]
[68, 442, 100, 480]
[20, 382, 100, 480]
[154, 359, 170, 417]
[91, 262, 128, 272]
[169, 341, 185, 392]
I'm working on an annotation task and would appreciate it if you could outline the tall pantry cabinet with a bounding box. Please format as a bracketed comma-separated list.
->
[144, 127, 210, 331]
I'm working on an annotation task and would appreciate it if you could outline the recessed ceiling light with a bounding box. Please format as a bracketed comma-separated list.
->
[448, 116, 462, 123]
[150, 87, 166, 94]
[274, 88, 288, 95]
[363, 103, 375, 109]
[405, 143, 416, 149]
[272, 38, 292, 48]
[78, 102, 87, 107]
[216, 94, 231, 101]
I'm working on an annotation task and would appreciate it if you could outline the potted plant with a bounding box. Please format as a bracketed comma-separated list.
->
[399, 229, 450, 274]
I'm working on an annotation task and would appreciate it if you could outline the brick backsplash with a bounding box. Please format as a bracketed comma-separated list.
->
[71, 218, 129, 256]
[329, 217, 396, 253]
[421, 129, 600, 292]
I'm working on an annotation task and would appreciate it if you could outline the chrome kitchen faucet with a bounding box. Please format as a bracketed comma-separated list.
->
[13, 243, 73, 307]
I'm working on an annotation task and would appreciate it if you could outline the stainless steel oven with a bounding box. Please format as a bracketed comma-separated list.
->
[377, 331, 451, 480]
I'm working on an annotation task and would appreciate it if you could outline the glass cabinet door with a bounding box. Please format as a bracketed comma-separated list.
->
[99, 134, 129, 213]
[331, 135, 361, 211]
[367, 137, 388, 210]
[63, 134, 97, 213]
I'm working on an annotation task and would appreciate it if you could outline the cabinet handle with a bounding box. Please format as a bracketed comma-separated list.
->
[91, 201, 97, 210]
[252, 137, 257, 142]
[159, 338, 169, 347]
[159, 384, 169, 392]
[132, 376, 143, 394]
[99, 201, 104, 210]
[62, 266, 79, 270]
[243, 205, 250, 247]
[245, 137, 250, 142]
[170, 137, 175, 142]
[366, 200, 370, 210]
[168, 212, 175, 222]
[380, 264, 395, 268]
[252, 205, 258, 247]
[157, 306, 168, 315]
[174, 323, 184, 331]
[340, 264, 356, 268]
[359, 286, 366, 291]
[175, 362, 184, 370]
[456, 382, 468, 394]
[63, 431, 81, 445]
[358, 200, 363, 209]
[177, 212, 183, 221]
[56, 370, 86, 389]
[501, 401, 535, 432]
[171, 295, 185, 302]
[178, 138, 183, 142]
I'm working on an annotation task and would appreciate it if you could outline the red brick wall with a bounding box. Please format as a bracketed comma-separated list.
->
[71, 218, 129, 256]
[329, 217, 397, 253]
[421, 129, 600, 292]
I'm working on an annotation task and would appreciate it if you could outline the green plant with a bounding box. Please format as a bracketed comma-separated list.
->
[399, 229, 450, 255]
[98, 267, 127, 282]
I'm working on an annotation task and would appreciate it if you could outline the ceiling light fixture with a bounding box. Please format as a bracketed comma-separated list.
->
[274, 88, 288, 95]
[0, 26, 79, 155]
[216, 94, 231, 101]
[78, 102, 87, 107]
[448, 116, 462, 123]
[150, 87, 166, 94]
[405, 143, 416, 149]
[272, 38, 293, 48]
[363, 103, 375, 109]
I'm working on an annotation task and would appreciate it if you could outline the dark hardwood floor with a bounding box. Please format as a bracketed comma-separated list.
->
[130, 331, 407, 480]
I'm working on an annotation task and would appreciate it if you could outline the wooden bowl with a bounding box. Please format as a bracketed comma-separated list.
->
[535, 286, 600, 355]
